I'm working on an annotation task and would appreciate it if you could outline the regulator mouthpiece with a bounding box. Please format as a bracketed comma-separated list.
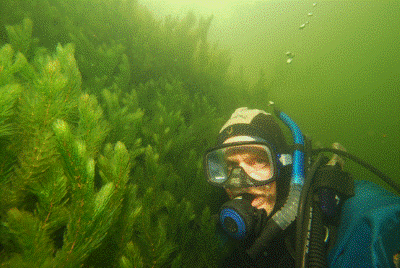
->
[219, 194, 267, 240]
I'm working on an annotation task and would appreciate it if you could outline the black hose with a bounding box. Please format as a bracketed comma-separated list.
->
[312, 148, 400, 194]
[307, 205, 327, 268]
[246, 218, 282, 259]
[295, 154, 325, 268]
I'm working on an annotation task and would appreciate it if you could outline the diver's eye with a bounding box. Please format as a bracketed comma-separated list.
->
[248, 157, 269, 168]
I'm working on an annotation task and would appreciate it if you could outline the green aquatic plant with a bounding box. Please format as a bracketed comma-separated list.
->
[132, 78, 222, 204]
[100, 85, 145, 164]
[0, 46, 23, 243]
[5, 18, 38, 57]
[51, 120, 132, 267]
[139, 79, 188, 161]
[3, 122, 138, 268]
[0, 40, 81, 216]
[118, 186, 226, 268]
[0, 83, 21, 139]
[1, 17, 126, 267]
[0, 43, 28, 87]
[0, 2, 246, 267]
[1, 0, 241, 109]
[0, 37, 120, 267]
[76, 93, 110, 158]
[75, 40, 126, 94]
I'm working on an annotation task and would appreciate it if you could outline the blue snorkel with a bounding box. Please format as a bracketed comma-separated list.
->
[276, 110, 305, 185]
[246, 101, 305, 258]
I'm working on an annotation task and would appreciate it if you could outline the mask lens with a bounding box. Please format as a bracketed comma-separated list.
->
[206, 149, 229, 183]
[206, 143, 275, 186]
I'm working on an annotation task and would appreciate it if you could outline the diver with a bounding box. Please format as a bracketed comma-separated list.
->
[203, 106, 400, 268]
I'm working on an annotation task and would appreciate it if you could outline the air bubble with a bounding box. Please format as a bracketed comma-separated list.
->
[286, 52, 295, 63]
[308, 13, 313, 16]
[286, 51, 295, 58]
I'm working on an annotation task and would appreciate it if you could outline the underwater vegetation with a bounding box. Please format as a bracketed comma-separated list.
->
[0, 0, 266, 267]
[0, 1, 399, 267]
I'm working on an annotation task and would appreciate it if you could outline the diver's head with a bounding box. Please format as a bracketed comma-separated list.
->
[204, 107, 292, 215]
[216, 107, 289, 154]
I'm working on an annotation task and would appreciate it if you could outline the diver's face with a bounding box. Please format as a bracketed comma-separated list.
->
[225, 145, 273, 181]
[223, 136, 277, 215]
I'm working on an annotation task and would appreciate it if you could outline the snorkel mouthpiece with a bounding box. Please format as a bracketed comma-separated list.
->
[247, 102, 305, 258]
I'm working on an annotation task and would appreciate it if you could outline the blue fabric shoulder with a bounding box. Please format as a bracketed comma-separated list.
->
[327, 180, 400, 268]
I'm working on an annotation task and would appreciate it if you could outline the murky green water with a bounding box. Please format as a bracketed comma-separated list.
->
[144, 0, 399, 187]
[205, 1, 400, 188]
[0, 1, 398, 267]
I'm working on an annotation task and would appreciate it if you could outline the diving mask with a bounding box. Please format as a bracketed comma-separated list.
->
[204, 141, 286, 188]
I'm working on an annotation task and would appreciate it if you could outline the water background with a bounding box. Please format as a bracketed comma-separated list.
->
[143, 1, 400, 190]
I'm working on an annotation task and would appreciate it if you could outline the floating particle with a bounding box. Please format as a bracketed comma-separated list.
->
[305, 21, 309, 24]
[308, 13, 313, 16]
[286, 51, 295, 58]
[287, 58, 293, 64]
[299, 24, 306, 30]
[313, 3, 317, 7]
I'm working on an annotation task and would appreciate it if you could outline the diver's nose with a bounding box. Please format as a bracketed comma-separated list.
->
[238, 161, 251, 173]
